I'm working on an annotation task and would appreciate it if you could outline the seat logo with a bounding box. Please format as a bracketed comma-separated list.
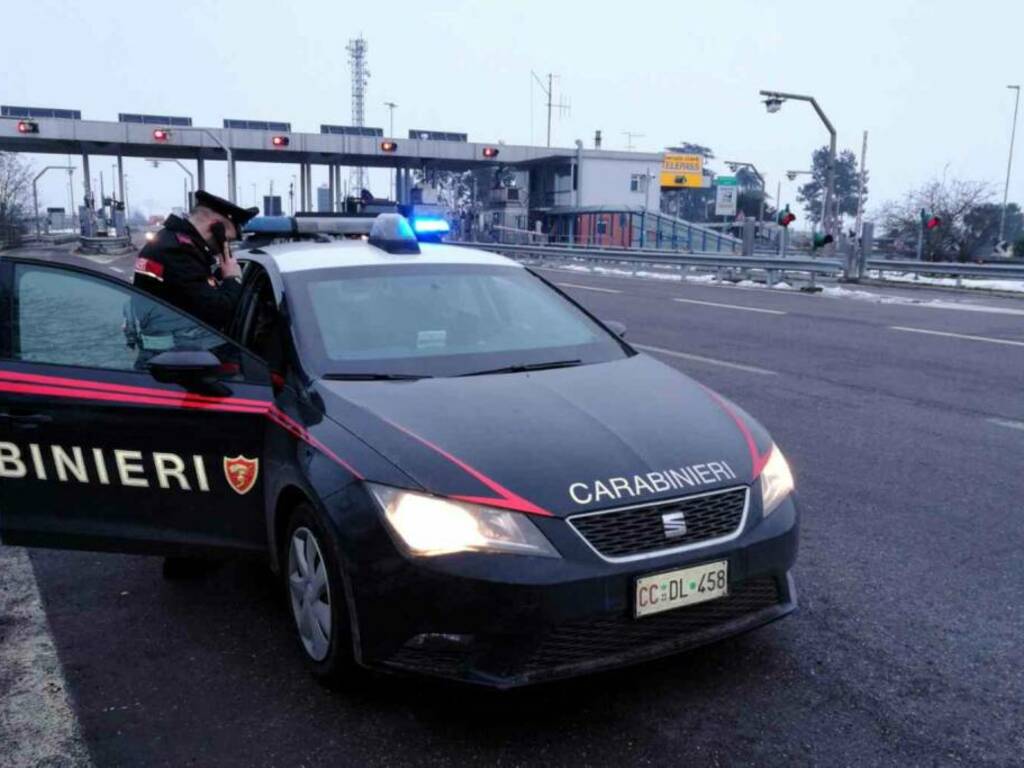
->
[661, 511, 687, 538]
[223, 456, 259, 495]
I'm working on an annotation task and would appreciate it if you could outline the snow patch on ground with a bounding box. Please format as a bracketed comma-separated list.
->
[872, 270, 1024, 294]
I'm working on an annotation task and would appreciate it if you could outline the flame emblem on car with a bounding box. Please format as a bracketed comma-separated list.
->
[223, 456, 259, 495]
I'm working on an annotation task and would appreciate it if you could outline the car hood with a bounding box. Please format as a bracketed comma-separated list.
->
[315, 354, 772, 517]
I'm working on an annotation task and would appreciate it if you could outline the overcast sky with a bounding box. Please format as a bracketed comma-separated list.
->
[5, 0, 1023, 222]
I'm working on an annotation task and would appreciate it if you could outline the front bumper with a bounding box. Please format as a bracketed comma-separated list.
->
[336, 490, 799, 689]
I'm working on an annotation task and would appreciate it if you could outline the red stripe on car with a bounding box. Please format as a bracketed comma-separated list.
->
[700, 386, 771, 479]
[0, 370, 361, 478]
[383, 419, 552, 517]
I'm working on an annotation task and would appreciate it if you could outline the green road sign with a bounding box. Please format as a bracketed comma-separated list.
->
[717, 176, 738, 186]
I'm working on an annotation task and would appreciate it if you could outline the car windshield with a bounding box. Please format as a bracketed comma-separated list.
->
[286, 263, 630, 378]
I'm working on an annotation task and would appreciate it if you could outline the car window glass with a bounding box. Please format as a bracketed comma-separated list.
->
[289, 264, 628, 377]
[10, 264, 240, 374]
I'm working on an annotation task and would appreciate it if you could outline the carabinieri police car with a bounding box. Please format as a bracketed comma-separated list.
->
[0, 213, 798, 688]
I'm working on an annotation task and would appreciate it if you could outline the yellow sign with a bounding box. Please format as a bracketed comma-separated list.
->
[660, 153, 704, 188]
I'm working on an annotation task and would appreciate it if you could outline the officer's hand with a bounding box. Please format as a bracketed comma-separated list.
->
[220, 244, 242, 280]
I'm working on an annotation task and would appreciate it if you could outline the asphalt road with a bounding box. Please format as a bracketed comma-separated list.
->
[5, 248, 1024, 767]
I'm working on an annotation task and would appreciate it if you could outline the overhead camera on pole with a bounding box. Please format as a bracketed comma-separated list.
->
[763, 97, 784, 114]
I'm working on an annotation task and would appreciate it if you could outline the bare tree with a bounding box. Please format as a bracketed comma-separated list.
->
[0, 152, 33, 228]
[880, 178, 993, 261]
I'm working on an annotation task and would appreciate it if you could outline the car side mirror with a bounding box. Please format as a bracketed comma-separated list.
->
[147, 350, 223, 385]
[604, 320, 627, 338]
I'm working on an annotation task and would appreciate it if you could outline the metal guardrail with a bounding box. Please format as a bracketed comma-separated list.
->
[455, 241, 844, 281]
[867, 259, 1024, 280]
[455, 242, 1024, 290]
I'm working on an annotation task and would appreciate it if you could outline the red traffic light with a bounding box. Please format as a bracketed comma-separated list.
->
[271, 135, 289, 147]
[777, 206, 796, 227]
[16, 120, 39, 134]
[926, 216, 942, 230]
[152, 129, 170, 141]
[482, 146, 500, 158]
[381, 140, 398, 152]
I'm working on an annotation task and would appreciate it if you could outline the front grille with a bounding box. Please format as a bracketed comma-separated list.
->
[569, 487, 748, 559]
[524, 576, 780, 673]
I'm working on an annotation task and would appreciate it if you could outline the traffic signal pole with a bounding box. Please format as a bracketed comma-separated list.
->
[759, 90, 837, 248]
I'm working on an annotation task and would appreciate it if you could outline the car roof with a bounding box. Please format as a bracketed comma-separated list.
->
[244, 239, 521, 275]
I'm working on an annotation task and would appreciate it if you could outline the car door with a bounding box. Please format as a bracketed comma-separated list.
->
[0, 257, 273, 557]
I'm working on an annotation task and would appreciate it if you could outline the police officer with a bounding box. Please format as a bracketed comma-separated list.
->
[134, 191, 259, 330]
[132, 193, 257, 581]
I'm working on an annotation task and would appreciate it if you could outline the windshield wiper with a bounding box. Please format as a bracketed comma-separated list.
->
[457, 359, 582, 377]
[322, 373, 431, 381]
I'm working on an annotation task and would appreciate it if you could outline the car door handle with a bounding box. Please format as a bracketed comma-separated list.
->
[0, 412, 54, 427]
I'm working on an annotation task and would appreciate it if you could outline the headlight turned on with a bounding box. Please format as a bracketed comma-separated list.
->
[759, 445, 795, 516]
[368, 484, 560, 558]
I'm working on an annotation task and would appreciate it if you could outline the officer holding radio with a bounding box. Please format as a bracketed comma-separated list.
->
[133, 190, 259, 331]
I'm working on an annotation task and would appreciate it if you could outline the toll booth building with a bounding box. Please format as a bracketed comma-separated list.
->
[524, 150, 737, 253]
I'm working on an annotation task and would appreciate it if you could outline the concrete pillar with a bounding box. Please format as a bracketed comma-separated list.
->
[81, 154, 92, 208]
[305, 164, 313, 211]
[298, 165, 306, 211]
[197, 158, 206, 190]
[116, 156, 125, 206]
[228, 157, 237, 203]
[741, 219, 755, 257]
[328, 164, 336, 212]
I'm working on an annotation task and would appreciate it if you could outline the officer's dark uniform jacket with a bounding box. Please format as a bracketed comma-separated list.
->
[133, 214, 241, 331]
[128, 215, 240, 365]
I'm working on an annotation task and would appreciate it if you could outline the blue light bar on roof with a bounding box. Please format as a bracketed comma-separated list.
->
[244, 216, 297, 235]
[411, 217, 451, 235]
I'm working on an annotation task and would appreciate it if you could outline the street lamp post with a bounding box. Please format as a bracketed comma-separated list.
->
[147, 158, 195, 209]
[760, 90, 837, 244]
[1000, 85, 1020, 243]
[726, 160, 766, 223]
[384, 101, 398, 201]
[33, 165, 75, 236]
[157, 128, 235, 202]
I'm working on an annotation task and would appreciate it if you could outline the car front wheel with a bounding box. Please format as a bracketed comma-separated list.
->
[283, 504, 354, 685]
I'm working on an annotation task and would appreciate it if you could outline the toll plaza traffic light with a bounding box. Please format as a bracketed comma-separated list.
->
[17, 120, 39, 134]
[152, 128, 170, 141]
[777, 205, 796, 227]
[271, 135, 290, 147]
[482, 146, 500, 158]
[812, 232, 834, 250]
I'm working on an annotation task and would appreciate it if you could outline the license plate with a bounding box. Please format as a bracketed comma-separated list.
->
[634, 560, 728, 618]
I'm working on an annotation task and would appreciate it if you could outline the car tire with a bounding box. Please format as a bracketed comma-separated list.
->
[282, 503, 356, 687]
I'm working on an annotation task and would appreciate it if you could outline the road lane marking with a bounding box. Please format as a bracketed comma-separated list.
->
[0, 547, 91, 767]
[673, 298, 786, 315]
[556, 282, 623, 294]
[633, 343, 778, 376]
[890, 326, 1024, 348]
[989, 418, 1024, 432]
[920, 301, 1024, 317]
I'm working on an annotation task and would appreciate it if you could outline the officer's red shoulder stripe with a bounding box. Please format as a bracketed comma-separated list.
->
[382, 419, 551, 517]
[0, 370, 362, 479]
[175, 233, 193, 246]
[134, 257, 164, 282]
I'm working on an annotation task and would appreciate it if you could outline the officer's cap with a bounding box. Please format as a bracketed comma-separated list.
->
[193, 190, 259, 234]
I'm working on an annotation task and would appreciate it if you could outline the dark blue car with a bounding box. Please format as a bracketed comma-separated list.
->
[0, 215, 798, 688]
